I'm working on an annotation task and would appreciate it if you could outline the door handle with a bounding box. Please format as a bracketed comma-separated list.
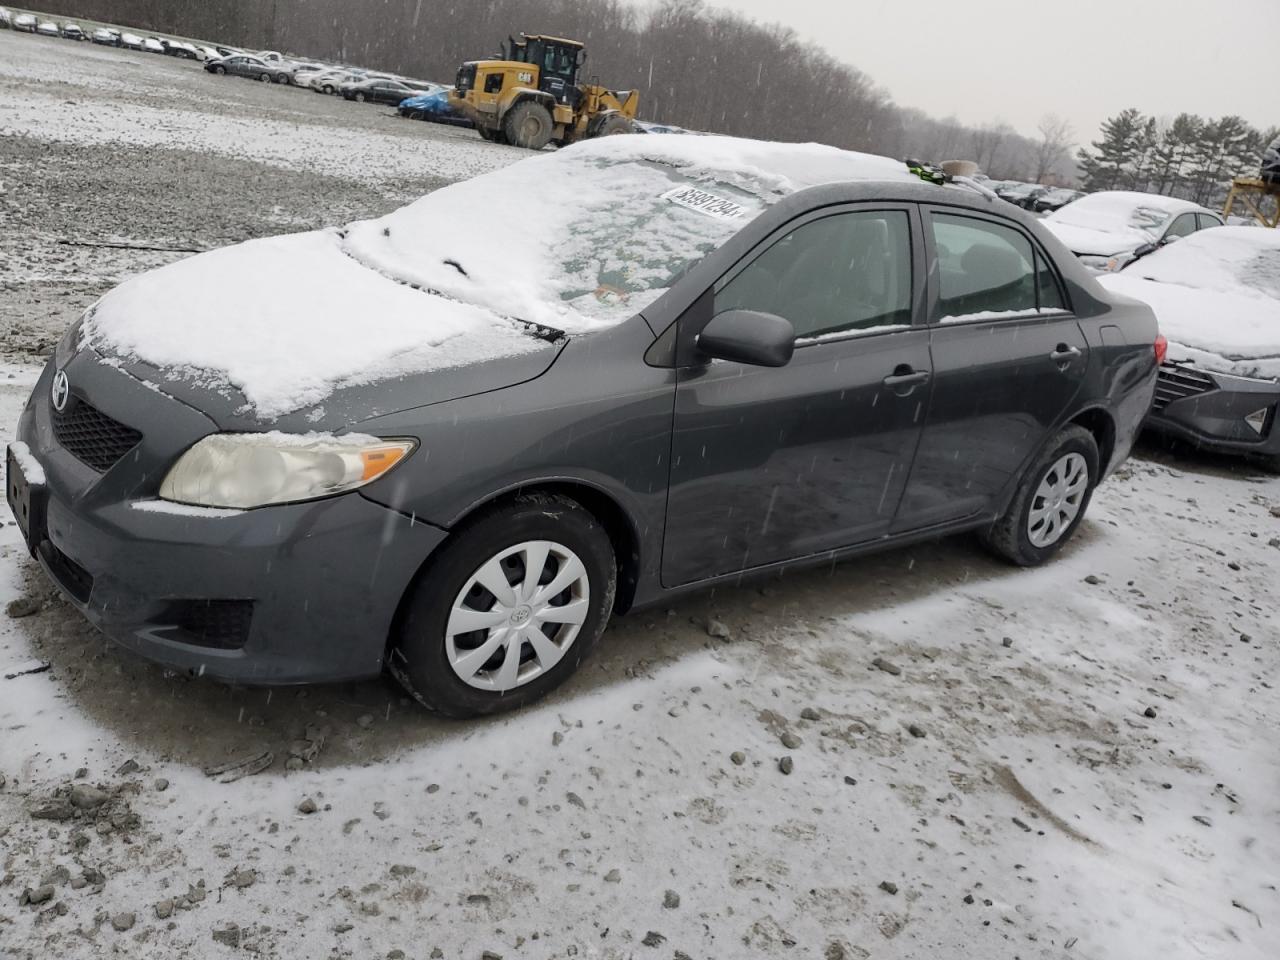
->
[882, 367, 931, 392]
[1050, 344, 1082, 364]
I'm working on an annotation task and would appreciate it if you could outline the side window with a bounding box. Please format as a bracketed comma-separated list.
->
[1196, 213, 1222, 231]
[1165, 213, 1197, 240]
[715, 210, 913, 340]
[931, 213, 1037, 321]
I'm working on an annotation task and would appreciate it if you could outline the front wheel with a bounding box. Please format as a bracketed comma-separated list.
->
[354, 92, 366, 102]
[503, 101, 554, 150]
[213, 65, 226, 75]
[275, 73, 289, 84]
[258, 73, 270, 82]
[981, 425, 1099, 566]
[389, 495, 616, 717]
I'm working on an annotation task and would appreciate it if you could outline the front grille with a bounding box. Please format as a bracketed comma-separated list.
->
[52, 398, 143, 472]
[1153, 363, 1215, 412]
[38, 541, 94, 604]
[160, 599, 254, 650]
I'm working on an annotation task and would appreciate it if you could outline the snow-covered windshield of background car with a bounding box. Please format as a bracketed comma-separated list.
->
[1049, 192, 1175, 238]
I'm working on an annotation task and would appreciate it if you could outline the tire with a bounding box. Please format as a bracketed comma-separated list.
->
[408, 110, 425, 121]
[213, 65, 226, 75]
[258, 73, 270, 83]
[275, 73, 289, 84]
[477, 125, 509, 145]
[503, 101, 554, 150]
[321, 84, 334, 95]
[389, 494, 617, 718]
[354, 92, 366, 103]
[981, 425, 1099, 567]
[592, 114, 634, 137]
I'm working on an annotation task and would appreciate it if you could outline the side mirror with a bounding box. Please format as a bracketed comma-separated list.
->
[696, 310, 795, 368]
[1160, 233, 1183, 245]
[1131, 242, 1157, 261]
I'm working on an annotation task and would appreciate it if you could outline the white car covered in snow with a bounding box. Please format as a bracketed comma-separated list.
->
[36, 20, 60, 37]
[1043, 191, 1223, 274]
[1101, 227, 1280, 468]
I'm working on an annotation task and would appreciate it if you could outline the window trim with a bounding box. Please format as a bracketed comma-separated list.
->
[921, 204, 1074, 326]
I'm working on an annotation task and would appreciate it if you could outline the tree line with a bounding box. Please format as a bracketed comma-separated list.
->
[36, 0, 1078, 182]
[1077, 109, 1278, 206]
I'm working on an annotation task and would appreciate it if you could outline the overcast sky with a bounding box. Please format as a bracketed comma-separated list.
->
[711, 0, 1276, 145]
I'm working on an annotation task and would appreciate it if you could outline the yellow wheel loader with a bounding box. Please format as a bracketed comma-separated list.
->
[449, 34, 639, 150]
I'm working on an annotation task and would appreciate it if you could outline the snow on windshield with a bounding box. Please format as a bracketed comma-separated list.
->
[341, 135, 920, 332]
[1047, 191, 1186, 238]
[1125, 226, 1280, 300]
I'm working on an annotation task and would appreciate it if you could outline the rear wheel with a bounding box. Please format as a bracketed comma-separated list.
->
[477, 125, 508, 145]
[503, 101, 554, 150]
[389, 495, 616, 717]
[258, 73, 270, 83]
[213, 65, 226, 75]
[354, 91, 367, 102]
[408, 109, 425, 121]
[321, 84, 335, 95]
[981, 425, 1099, 566]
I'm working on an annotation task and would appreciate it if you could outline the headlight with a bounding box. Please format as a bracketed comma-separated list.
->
[159, 433, 415, 510]
[1078, 254, 1123, 274]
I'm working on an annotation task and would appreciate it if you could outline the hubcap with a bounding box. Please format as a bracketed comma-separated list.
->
[445, 540, 590, 692]
[1027, 452, 1089, 548]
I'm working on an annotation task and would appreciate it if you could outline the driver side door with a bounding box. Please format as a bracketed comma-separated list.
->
[661, 204, 931, 587]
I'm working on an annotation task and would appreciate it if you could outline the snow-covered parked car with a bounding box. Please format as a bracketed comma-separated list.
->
[61, 22, 86, 40]
[1263, 134, 1280, 186]
[1043, 191, 1223, 274]
[1100, 227, 1280, 470]
[13, 12, 36, 32]
[36, 20, 60, 37]
[7, 136, 1160, 716]
[91, 27, 121, 46]
[120, 32, 144, 50]
[141, 37, 165, 54]
[0, 8, 11, 29]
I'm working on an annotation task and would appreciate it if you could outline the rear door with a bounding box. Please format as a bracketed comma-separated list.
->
[662, 204, 931, 586]
[893, 207, 1088, 531]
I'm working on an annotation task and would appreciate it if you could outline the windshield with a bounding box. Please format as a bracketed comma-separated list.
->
[341, 135, 920, 333]
[1049, 192, 1175, 238]
[1129, 226, 1280, 299]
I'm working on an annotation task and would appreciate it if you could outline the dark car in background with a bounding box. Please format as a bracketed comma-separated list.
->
[342, 77, 423, 104]
[205, 53, 292, 83]
[1001, 182, 1050, 210]
[1033, 187, 1084, 214]
[6, 137, 1159, 717]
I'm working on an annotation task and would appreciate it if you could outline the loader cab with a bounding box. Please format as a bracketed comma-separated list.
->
[506, 34, 586, 106]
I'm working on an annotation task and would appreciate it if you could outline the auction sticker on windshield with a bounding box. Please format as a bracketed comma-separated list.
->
[662, 186, 750, 221]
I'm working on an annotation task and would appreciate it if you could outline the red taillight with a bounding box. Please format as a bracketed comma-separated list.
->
[1154, 334, 1168, 366]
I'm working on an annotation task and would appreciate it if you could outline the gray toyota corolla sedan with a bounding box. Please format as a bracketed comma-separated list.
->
[7, 137, 1159, 716]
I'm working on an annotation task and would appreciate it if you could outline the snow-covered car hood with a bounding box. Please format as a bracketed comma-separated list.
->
[86, 231, 556, 425]
[87, 135, 921, 423]
[1098, 228, 1280, 380]
[1040, 220, 1148, 258]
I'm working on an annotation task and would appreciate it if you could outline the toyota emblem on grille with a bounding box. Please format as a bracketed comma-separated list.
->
[51, 370, 70, 412]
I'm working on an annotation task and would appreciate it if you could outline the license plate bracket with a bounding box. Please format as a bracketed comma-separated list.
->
[6, 448, 47, 555]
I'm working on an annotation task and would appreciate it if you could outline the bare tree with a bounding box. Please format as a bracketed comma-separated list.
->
[1034, 114, 1075, 183]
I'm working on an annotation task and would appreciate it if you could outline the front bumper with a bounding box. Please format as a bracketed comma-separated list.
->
[9, 358, 447, 684]
[1146, 362, 1280, 462]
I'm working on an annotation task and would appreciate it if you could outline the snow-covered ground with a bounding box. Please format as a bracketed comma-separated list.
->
[2, 27, 1279, 960]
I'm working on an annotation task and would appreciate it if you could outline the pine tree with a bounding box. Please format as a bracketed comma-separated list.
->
[1077, 108, 1146, 192]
